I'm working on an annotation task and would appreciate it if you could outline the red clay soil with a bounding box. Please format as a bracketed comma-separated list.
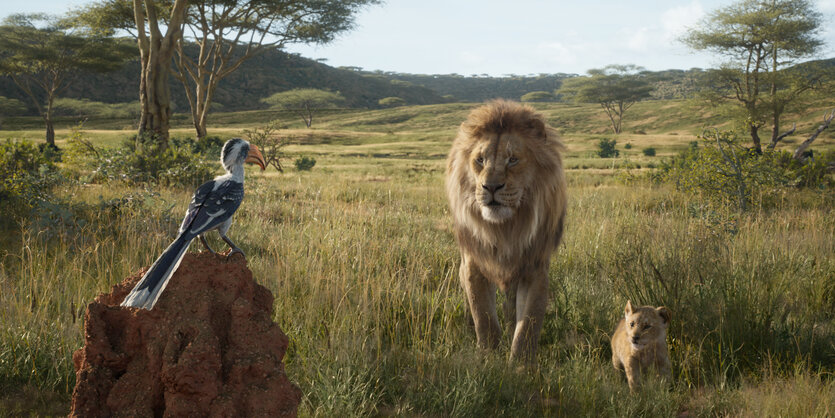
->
[70, 251, 301, 417]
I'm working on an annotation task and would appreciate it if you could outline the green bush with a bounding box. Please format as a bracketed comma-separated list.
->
[624, 143, 632, 149]
[0, 140, 60, 221]
[656, 130, 790, 211]
[171, 135, 225, 160]
[643, 147, 656, 156]
[294, 156, 316, 171]
[597, 138, 619, 158]
[88, 134, 215, 187]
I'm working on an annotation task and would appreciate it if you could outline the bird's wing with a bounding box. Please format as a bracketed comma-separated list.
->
[179, 179, 245, 238]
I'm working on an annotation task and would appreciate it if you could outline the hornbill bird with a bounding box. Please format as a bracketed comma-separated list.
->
[121, 138, 266, 310]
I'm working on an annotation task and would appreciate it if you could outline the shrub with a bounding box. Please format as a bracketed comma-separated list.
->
[597, 138, 619, 158]
[0, 140, 60, 221]
[88, 134, 215, 187]
[294, 156, 316, 171]
[624, 143, 632, 149]
[643, 147, 656, 156]
[62, 122, 99, 167]
[243, 121, 287, 171]
[191, 135, 225, 159]
[169, 135, 225, 160]
[656, 130, 789, 211]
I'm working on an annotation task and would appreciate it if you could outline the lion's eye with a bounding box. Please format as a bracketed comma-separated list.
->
[643, 324, 651, 330]
[475, 157, 484, 165]
[508, 156, 519, 166]
[629, 322, 635, 328]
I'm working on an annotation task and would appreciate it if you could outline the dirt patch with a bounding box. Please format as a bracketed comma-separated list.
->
[70, 251, 301, 417]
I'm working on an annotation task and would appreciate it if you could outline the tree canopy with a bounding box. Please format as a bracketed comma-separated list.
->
[683, 0, 827, 153]
[558, 65, 652, 134]
[263, 88, 345, 127]
[0, 13, 134, 146]
[72, 0, 379, 141]
[520, 91, 556, 102]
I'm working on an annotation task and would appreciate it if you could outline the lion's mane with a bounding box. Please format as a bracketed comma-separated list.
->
[446, 100, 567, 289]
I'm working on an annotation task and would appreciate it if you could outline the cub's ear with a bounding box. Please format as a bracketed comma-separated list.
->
[624, 300, 633, 317]
[657, 306, 671, 324]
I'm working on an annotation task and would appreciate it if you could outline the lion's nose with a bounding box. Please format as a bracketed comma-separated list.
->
[482, 183, 505, 193]
[631, 336, 640, 344]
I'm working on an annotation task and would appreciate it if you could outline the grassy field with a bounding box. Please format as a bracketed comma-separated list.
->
[1, 101, 834, 416]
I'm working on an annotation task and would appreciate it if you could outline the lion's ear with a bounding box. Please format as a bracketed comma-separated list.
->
[657, 307, 671, 324]
[624, 300, 633, 317]
[528, 117, 546, 140]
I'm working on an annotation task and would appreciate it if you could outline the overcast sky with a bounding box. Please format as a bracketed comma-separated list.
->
[3, 0, 834, 76]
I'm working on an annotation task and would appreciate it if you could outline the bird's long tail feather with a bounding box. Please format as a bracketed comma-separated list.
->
[121, 235, 192, 309]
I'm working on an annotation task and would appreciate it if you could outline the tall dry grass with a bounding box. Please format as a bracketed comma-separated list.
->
[2, 154, 833, 416]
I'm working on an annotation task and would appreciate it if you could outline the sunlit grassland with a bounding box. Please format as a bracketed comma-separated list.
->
[1, 100, 835, 415]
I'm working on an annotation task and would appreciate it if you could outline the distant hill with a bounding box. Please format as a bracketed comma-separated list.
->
[1, 44, 832, 117]
[0, 46, 447, 114]
[359, 71, 577, 103]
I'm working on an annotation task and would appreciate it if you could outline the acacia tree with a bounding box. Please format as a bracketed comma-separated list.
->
[262, 88, 345, 128]
[558, 65, 652, 134]
[0, 14, 133, 147]
[683, 0, 825, 153]
[71, 0, 188, 148]
[74, 0, 377, 142]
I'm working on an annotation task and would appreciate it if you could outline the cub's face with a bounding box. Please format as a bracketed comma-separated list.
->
[468, 132, 535, 223]
[623, 301, 671, 350]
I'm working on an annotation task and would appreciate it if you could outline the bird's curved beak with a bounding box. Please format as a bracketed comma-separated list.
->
[246, 145, 267, 171]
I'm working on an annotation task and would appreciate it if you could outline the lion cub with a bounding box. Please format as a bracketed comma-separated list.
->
[611, 301, 671, 391]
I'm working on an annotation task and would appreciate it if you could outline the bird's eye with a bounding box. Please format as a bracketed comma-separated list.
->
[508, 156, 519, 166]
[629, 322, 635, 328]
[475, 156, 484, 165]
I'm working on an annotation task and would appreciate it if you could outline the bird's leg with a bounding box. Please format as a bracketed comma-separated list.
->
[199, 234, 216, 253]
[220, 233, 245, 258]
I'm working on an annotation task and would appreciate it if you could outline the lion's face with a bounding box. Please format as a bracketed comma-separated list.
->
[467, 132, 535, 223]
[624, 302, 670, 351]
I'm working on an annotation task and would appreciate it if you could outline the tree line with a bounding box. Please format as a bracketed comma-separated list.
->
[0, 0, 381, 148]
[0, 0, 833, 157]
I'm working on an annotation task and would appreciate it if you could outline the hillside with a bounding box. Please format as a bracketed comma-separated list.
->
[362, 71, 575, 102]
[1, 46, 832, 119]
[0, 47, 447, 114]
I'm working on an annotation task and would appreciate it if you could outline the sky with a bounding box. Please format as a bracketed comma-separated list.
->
[2, 0, 834, 76]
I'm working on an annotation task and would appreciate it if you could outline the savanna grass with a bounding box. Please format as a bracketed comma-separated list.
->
[1, 103, 834, 415]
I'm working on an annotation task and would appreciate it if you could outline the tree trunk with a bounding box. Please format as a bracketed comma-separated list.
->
[794, 110, 835, 161]
[133, 0, 188, 150]
[771, 114, 779, 145]
[44, 89, 56, 148]
[194, 118, 208, 140]
[749, 123, 762, 154]
[44, 118, 55, 148]
[139, 48, 175, 148]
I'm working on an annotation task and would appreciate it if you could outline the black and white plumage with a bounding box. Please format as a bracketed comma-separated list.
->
[121, 138, 266, 310]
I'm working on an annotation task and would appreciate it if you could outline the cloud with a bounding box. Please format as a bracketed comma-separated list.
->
[627, 27, 652, 52]
[817, 0, 835, 11]
[535, 41, 581, 68]
[661, 1, 705, 42]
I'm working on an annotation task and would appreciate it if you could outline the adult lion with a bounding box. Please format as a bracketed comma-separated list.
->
[446, 100, 567, 362]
